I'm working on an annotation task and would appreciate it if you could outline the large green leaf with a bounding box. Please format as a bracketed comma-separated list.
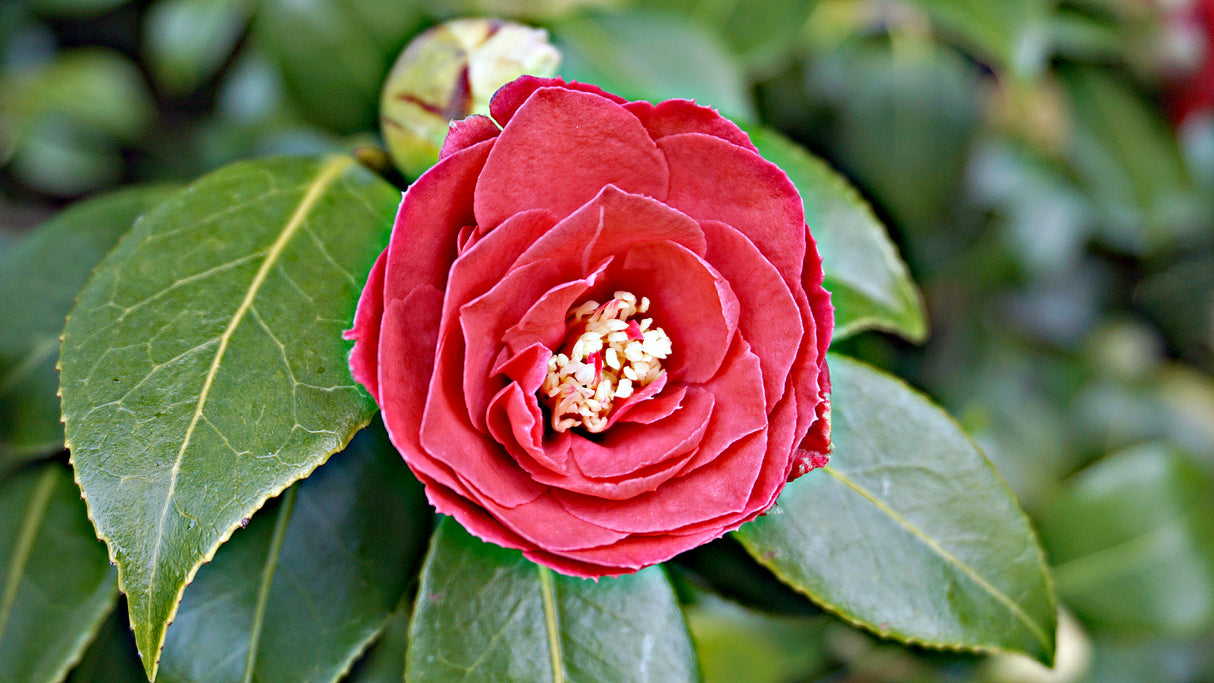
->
[0, 463, 118, 683]
[745, 126, 926, 341]
[551, 10, 756, 120]
[736, 355, 1057, 664]
[407, 517, 699, 682]
[159, 420, 431, 683]
[0, 185, 176, 471]
[1039, 444, 1214, 636]
[58, 155, 400, 680]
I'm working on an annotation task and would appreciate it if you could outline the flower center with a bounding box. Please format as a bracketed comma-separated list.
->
[540, 291, 672, 434]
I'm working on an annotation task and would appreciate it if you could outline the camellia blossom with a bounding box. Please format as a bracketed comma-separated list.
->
[346, 76, 833, 577]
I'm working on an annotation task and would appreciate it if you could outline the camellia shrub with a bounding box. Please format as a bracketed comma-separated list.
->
[4, 2, 1212, 683]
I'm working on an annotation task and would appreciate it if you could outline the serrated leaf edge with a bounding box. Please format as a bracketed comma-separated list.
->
[738, 354, 1057, 665]
[60, 155, 378, 681]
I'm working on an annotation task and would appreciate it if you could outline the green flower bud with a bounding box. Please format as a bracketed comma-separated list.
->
[380, 18, 560, 178]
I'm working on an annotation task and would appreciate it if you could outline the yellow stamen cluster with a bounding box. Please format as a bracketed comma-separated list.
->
[541, 291, 672, 433]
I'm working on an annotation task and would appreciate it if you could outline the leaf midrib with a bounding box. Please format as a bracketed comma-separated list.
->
[0, 466, 57, 642]
[826, 466, 1052, 653]
[538, 566, 564, 683]
[141, 155, 355, 679]
[244, 487, 297, 683]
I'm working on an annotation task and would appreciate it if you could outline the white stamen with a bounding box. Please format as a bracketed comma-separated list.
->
[541, 291, 672, 433]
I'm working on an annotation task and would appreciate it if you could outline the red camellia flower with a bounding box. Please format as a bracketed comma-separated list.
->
[346, 76, 833, 577]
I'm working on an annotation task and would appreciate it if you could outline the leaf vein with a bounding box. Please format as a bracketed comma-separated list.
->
[825, 466, 1051, 651]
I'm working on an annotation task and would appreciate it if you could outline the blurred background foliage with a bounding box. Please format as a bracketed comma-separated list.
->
[2, 0, 1213, 681]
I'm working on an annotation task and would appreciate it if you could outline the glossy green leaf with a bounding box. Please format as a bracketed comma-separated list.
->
[745, 125, 926, 341]
[59, 155, 400, 680]
[1040, 444, 1214, 636]
[344, 601, 411, 683]
[0, 463, 118, 683]
[144, 0, 251, 94]
[66, 602, 147, 683]
[551, 10, 756, 120]
[159, 420, 431, 683]
[736, 355, 1057, 664]
[254, 0, 424, 133]
[407, 517, 699, 682]
[0, 185, 176, 471]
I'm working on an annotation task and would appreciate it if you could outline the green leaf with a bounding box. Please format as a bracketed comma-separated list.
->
[144, 0, 251, 94]
[684, 591, 828, 683]
[744, 125, 926, 341]
[159, 420, 431, 683]
[407, 517, 700, 683]
[58, 155, 400, 680]
[1039, 444, 1214, 636]
[66, 602, 147, 683]
[633, 0, 816, 71]
[904, 0, 1050, 77]
[736, 355, 1057, 664]
[28, 0, 132, 18]
[344, 601, 412, 683]
[1, 185, 177, 471]
[1059, 65, 1206, 254]
[551, 10, 756, 120]
[0, 463, 118, 683]
[254, 0, 424, 133]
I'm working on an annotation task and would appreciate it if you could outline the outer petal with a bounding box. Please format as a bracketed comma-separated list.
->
[623, 99, 757, 151]
[344, 247, 388, 402]
[658, 132, 806, 281]
[489, 75, 626, 127]
[440, 114, 501, 159]
[474, 87, 669, 228]
[384, 138, 493, 301]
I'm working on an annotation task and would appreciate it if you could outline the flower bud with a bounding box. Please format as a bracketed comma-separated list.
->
[380, 18, 560, 178]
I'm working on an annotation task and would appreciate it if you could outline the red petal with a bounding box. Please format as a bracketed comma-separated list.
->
[475, 87, 669, 228]
[383, 138, 492, 302]
[658, 132, 806, 282]
[345, 247, 387, 402]
[700, 219, 802, 408]
[623, 99, 757, 151]
[440, 114, 500, 159]
[489, 75, 626, 128]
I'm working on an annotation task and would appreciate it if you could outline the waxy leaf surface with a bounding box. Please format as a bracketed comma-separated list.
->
[746, 126, 925, 341]
[407, 518, 699, 683]
[0, 463, 117, 683]
[737, 355, 1057, 664]
[59, 155, 400, 679]
[0, 185, 176, 470]
[159, 420, 432, 683]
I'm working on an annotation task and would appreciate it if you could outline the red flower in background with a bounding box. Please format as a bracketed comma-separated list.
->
[1166, 0, 1214, 127]
[346, 76, 833, 577]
